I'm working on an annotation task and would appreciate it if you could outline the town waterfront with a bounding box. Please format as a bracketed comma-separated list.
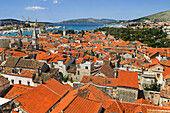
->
[0, 23, 124, 36]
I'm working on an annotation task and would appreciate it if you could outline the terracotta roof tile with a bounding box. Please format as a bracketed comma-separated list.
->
[63, 96, 102, 113]
[0, 75, 10, 86]
[51, 84, 109, 113]
[4, 84, 33, 99]
[81, 76, 117, 87]
[20, 70, 36, 78]
[117, 70, 139, 89]
[14, 78, 69, 113]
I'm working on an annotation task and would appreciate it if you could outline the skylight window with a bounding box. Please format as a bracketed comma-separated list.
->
[90, 78, 92, 82]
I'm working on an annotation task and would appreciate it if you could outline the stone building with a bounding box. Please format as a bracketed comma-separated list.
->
[0, 38, 10, 48]
[91, 60, 115, 78]
[1, 57, 61, 86]
[159, 75, 170, 106]
[116, 70, 139, 102]
[74, 70, 139, 103]
[74, 76, 117, 98]
[0, 97, 13, 113]
[12, 78, 69, 113]
[0, 75, 10, 97]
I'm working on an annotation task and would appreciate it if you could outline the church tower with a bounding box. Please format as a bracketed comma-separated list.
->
[17, 27, 22, 37]
[32, 26, 39, 50]
[63, 25, 66, 37]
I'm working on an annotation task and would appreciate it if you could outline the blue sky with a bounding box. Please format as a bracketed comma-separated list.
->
[0, 0, 169, 22]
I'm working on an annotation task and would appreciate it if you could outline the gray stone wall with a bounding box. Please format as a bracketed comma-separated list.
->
[73, 82, 116, 98]
[117, 86, 138, 103]
[0, 38, 10, 48]
[143, 90, 160, 105]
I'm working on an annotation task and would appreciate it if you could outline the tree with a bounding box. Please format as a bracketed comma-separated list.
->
[94, 27, 169, 47]
[66, 29, 75, 34]
[62, 76, 69, 82]
[144, 82, 160, 92]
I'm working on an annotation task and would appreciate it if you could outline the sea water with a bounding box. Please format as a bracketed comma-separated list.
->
[0, 23, 123, 36]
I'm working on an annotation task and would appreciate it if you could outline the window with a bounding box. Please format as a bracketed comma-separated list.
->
[108, 81, 111, 84]
[90, 78, 92, 82]
[158, 68, 160, 70]
[11, 79, 14, 84]
[27, 81, 30, 86]
[78, 71, 80, 75]
[151, 95, 154, 99]
[85, 66, 88, 69]
[19, 80, 22, 84]
[6, 78, 8, 80]
[157, 74, 160, 78]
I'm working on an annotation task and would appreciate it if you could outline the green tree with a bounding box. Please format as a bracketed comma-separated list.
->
[144, 82, 160, 92]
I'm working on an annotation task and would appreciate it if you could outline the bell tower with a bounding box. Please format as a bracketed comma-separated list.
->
[32, 20, 39, 50]
[63, 25, 66, 37]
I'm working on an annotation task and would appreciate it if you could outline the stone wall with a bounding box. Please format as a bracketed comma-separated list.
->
[0, 38, 10, 48]
[73, 82, 116, 98]
[0, 83, 10, 97]
[143, 90, 160, 105]
[117, 86, 138, 103]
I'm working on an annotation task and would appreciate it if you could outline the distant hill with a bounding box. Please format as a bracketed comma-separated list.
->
[0, 19, 52, 25]
[60, 18, 117, 23]
[0, 19, 22, 25]
[132, 10, 170, 22]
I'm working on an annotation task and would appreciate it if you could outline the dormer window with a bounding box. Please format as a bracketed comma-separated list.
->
[90, 78, 92, 82]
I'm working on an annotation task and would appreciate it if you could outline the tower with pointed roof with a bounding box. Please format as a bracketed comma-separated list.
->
[63, 25, 66, 37]
[32, 26, 39, 50]
[17, 27, 22, 37]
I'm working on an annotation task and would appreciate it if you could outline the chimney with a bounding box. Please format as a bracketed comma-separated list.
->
[2, 52, 6, 61]
[126, 66, 129, 71]
[8, 52, 11, 57]
[36, 68, 40, 77]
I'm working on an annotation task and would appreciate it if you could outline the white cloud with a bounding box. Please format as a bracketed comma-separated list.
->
[25, 6, 47, 10]
[53, 0, 58, 4]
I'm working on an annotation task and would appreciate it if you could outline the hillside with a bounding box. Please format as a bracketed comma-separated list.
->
[60, 18, 117, 23]
[0, 19, 22, 25]
[0, 19, 52, 25]
[132, 10, 170, 22]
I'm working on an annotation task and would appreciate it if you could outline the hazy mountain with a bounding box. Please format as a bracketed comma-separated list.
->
[132, 10, 170, 22]
[0, 19, 52, 25]
[0, 19, 22, 25]
[60, 18, 117, 23]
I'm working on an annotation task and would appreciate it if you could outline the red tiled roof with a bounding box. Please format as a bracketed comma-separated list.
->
[117, 70, 139, 89]
[14, 78, 69, 113]
[136, 98, 153, 105]
[162, 67, 170, 78]
[51, 84, 110, 113]
[76, 58, 83, 64]
[64, 83, 73, 91]
[104, 99, 170, 113]
[103, 99, 124, 113]
[12, 52, 28, 57]
[44, 78, 69, 96]
[81, 76, 117, 87]
[4, 84, 33, 99]
[64, 96, 102, 113]
[20, 70, 36, 78]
